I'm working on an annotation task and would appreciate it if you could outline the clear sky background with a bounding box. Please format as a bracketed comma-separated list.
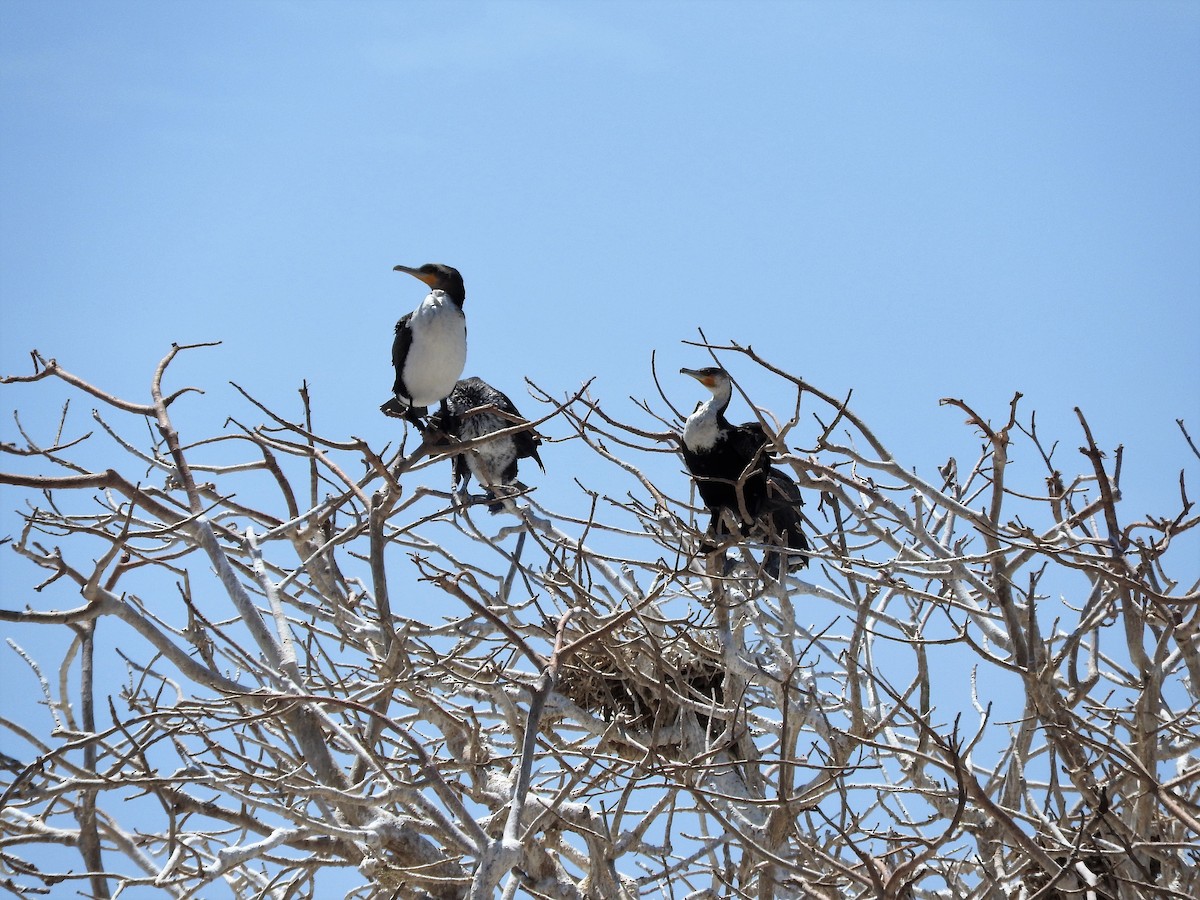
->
[3, 7, 1198, 604]
[3, 0, 1197, 488]
[1, 0, 1198, 888]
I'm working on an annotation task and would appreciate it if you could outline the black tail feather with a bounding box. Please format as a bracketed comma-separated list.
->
[761, 468, 810, 572]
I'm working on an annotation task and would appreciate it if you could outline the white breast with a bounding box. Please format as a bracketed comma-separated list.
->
[682, 404, 721, 452]
[401, 291, 467, 407]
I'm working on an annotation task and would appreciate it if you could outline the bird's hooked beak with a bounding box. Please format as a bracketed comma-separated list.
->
[681, 367, 717, 389]
[393, 264, 440, 289]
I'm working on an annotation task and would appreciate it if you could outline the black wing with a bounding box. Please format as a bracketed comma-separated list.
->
[680, 432, 768, 533]
[733, 421, 774, 461]
[729, 420, 773, 503]
[501, 391, 545, 472]
[391, 313, 415, 398]
[481, 381, 545, 473]
[517, 433, 545, 472]
[762, 467, 809, 561]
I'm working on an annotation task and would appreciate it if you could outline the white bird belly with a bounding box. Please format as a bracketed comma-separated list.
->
[683, 413, 721, 452]
[401, 293, 467, 407]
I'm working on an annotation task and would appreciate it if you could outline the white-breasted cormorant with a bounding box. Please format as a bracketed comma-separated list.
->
[429, 376, 545, 512]
[379, 263, 467, 425]
[679, 366, 809, 576]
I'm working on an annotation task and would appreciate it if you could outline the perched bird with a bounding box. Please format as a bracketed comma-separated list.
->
[679, 366, 809, 576]
[380, 263, 467, 425]
[429, 376, 545, 512]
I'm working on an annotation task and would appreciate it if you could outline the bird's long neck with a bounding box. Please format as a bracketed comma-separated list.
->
[440, 282, 466, 308]
[683, 382, 731, 452]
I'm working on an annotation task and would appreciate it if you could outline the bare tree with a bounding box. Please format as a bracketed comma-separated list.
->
[1, 342, 1197, 900]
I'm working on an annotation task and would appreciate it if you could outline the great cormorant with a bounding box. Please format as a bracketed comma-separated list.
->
[679, 366, 809, 576]
[429, 376, 544, 512]
[379, 263, 467, 425]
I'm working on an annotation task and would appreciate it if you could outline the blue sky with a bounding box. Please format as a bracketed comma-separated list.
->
[1, 0, 1198, 888]
[2, 1, 1197, 476]
[3, 0, 1198, 655]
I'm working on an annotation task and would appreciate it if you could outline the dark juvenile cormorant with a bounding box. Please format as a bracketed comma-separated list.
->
[679, 366, 809, 576]
[429, 376, 545, 512]
[379, 263, 467, 424]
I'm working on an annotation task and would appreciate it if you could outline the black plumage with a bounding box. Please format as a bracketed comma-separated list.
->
[679, 366, 809, 576]
[758, 467, 809, 572]
[429, 377, 544, 512]
[380, 263, 467, 425]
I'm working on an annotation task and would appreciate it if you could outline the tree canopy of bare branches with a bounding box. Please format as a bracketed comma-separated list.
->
[2, 342, 1198, 900]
